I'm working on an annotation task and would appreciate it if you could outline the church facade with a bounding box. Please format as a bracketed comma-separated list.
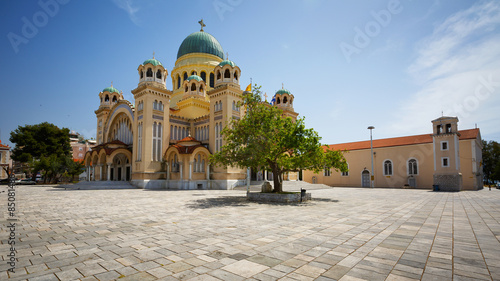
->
[84, 22, 297, 189]
[304, 116, 483, 191]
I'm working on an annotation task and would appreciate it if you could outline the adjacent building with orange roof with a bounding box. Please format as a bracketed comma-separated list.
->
[304, 116, 483, 191]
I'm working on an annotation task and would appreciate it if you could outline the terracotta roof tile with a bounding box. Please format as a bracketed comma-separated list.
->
[326, 128, 480, 151]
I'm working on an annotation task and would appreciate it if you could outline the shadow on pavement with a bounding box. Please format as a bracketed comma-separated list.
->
[186, 196, 250, 209]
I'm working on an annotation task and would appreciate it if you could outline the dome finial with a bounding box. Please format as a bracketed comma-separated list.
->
[198, 19, 206, 32]
[111, 81, 113, 87]
[153, 51, 155, 59]
[226, 52, 228, 60]
[282, 83, 284, 89]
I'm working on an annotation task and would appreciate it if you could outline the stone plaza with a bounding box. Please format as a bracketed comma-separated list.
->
[1, 182, 500, 280]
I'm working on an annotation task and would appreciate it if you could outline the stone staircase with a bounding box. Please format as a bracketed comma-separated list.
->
[58, 181, 139, 190]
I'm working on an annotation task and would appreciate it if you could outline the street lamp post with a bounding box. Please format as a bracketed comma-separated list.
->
[368, 126, 375, 188]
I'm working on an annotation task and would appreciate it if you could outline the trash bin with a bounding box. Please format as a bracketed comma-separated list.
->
[300, 188, 306, 202]
[433, 185, 439, 191]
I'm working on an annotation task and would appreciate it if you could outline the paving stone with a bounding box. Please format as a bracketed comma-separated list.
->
[3, 184, 500, 281]
[221, 260, 269, 278]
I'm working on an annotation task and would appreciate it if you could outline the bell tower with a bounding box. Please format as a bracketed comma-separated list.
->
[131, 55, 172, 184]
[432, 116, 462, 191]
[207, 59, 245, 188]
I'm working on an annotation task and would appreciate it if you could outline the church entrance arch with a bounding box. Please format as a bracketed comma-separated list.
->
[361, 170, 370, 187]
[110, 152, 131, 181]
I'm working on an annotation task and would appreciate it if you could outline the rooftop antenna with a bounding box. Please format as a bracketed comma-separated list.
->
[198, 19, 206, 31]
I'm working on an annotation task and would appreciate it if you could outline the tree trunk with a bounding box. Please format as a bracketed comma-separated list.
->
[272, 167, 283, 193]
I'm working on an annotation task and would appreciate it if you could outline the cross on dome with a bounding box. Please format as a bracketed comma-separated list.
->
[198, 19, 206, 31]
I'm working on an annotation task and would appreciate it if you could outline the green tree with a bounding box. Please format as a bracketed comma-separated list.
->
[67, 159, 85, 182]
[210, 85, 348, 193]
[10, 122, 72, 181]
[482, 140, 500, 184]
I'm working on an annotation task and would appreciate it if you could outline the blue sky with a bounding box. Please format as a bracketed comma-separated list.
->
[1, 0, 499, 149]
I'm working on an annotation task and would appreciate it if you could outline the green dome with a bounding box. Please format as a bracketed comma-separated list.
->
[218, 60, 235, 67]
[143, 58, 163, 66]
[275, 89, 292, 95]
[103, 86, 120, 93]
[187, 75, 203, 82]
[177, 31, 224, 59]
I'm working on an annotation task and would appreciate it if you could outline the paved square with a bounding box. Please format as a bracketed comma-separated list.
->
[1, 183, 500, 280]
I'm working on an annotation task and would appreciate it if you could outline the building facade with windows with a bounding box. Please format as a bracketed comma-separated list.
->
[84, 23, 297, 189]
[0, 139, 11, 179]
[304, 116, 483, 191]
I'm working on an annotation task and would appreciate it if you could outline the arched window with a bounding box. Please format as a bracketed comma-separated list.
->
[177, 75, 181, 89]
[210, 73, 215, 87]
[153, 100, 158, 110]
[383, 160, 393, 176]
[224, 69, 230, 78]
[191, 83, 196, 91]
[201, 71, 206, 82]
[200, 86, 203, 92]
[191, 71, 197, 75]
[105, 95, 109, 102]
[232, 101, 236, 111]
[183, 72, 188, 81]
[276, 97, 280, 104]
[234, 72, 238, 81]
[217, 71, 221, 80]
[146, 68, 153, 77]
[185, 86, 188, 92]
[159, 101, 163, 111]
[112, 96, 117, 102]
[283, 96, 288, 103]
[156, 69, 162, 79]
[408, 159, 418, 175]
[140, 71, 144, 79]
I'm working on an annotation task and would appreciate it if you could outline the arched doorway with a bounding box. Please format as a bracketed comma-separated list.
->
[361, 170, 370, 187]
[110, 153, 131, 181]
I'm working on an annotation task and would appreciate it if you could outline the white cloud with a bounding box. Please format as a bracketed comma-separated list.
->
[391, 1, 500, 138]
[111, 0, 140, 26]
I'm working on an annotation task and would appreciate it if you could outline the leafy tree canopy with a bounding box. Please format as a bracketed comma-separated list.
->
[210, 85, 347, 192]
[10, 122, 71, 162]
[482, 139, 500, 184]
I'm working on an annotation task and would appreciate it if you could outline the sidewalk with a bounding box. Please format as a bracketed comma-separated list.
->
[1, 183, 499, 280]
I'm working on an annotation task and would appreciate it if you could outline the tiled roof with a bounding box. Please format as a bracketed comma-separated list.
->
[171, 144, 204, 154]
[325, 128, 480, 151]
[0, 139, 10, 149]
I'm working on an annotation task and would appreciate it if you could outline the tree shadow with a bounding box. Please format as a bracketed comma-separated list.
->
[311, 198, 339, 203]
[186, 196, 250, 209]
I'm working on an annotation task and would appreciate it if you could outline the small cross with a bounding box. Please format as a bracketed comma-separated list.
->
[263, 93, 268, 101]
[226, 52, 228, 60]
[153, 51, 155, 59]
[282, 83, 284, 89]
[111, 81, 113, 87]
[198, 19, 206, 31]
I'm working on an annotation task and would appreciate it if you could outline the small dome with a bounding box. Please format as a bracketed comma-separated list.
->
[177, 31, 224, 59]
[275, 89, 292, 96]
[143, 58, 163, 66]
[103, 86, 120, 93]
[218, 60, 235, 67]
[187, 75, 203, 82]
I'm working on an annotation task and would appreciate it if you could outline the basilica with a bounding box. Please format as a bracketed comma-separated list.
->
[84, 21, 297, 189]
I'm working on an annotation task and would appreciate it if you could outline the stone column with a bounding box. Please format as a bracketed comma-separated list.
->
[92, 166, 95, 181]
[107, 164, 111, 181]
[86, 166, 90, 181]
[99, 165, 103, 181]
[264, 170, 267, 181]
[166, 163, 170, 181]
[206, 165, 210, 180]
[179, 162, 183, 180]
[189, 162, 192, 180]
